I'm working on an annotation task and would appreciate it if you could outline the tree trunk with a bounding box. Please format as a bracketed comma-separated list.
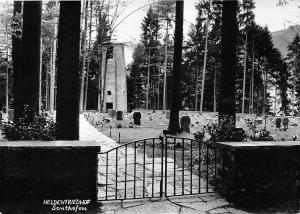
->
[213, 68, 217, 112]
[263, 61, 267, 115]
[45, 60, 49, 111]
[20, 1, 42, 122]
[274, 86, 277, 115]
[80, 0, 89, 112]
[98, 43, 103, 111]
[157, 79, 160, 110]
[5, 25, 9, 114]
[12, 1, 23, 122]
[79, 0, 86, 54]
[38, 36, 42, 113]
[97, 6, 104, 112]
[241, 31, 247, 114]
[200, 13, 209, 114]
[249, 42, 254, 114]
[195, 61, 199, 111]
[219, 0, 238, 128]
[56, 2, 81, 140]
[168, 0, 184, 135]
[163, 13, 169, 113]
[146, 48, 151, 110]
[84, 0, 93, 111]
[49, 12, 58, 114]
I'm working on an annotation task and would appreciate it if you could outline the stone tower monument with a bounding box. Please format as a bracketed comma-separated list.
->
[101, 43, 127, 112]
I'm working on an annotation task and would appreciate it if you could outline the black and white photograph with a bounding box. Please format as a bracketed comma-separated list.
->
[0, 0, 300, 213]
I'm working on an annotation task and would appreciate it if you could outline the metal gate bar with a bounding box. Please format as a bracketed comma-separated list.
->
[97, 137, 216, 201]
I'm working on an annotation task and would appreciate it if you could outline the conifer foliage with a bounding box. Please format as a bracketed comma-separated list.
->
[287, 34, 300, 114]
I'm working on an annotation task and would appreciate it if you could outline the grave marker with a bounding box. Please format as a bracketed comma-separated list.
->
[133, 112, 141, 125]
[180, 116, 190, 133]
[116, 111, 123, 120]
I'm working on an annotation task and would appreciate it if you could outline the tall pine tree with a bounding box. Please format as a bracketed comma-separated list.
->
[20, 1, 42, 122]
[128, 6, 162, 110]
[127, 44, 147, 111]
[12, 1, 23, 122]
[56, 2, 81, 140]
[287, 34, 300, 114]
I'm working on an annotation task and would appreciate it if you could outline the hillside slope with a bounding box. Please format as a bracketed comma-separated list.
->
[271, 25, 300, 57]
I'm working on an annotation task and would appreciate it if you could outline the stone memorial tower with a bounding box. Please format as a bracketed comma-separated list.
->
[101, 43, 127, 112]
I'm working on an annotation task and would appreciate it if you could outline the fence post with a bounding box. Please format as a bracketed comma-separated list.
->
[164, 136, 168, 197]
[160, 135, 164, 198]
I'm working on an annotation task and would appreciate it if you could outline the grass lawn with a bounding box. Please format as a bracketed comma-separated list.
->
[102, 127, 163, 144]
[87, 112, 195, 144]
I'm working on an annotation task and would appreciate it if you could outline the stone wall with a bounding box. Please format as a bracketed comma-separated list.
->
[0, 141, 100, 213]
[216, 141, 300, 212]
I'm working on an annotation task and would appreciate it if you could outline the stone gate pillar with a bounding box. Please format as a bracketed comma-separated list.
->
[216, 141, 300, 213]
[0, 141, 100, 213]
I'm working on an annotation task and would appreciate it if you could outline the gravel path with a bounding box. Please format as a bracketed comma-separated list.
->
[80, 114, 119, 152]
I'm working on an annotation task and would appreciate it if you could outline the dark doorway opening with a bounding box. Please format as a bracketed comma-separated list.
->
[106, 103, 113, 112]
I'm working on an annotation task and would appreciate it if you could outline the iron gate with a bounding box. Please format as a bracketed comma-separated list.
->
[97, 137, 216, 201]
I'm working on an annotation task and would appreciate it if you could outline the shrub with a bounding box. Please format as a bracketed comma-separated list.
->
[193, 128, 216, 184]
[218, 117, 247, 142]
[195, 119, 247, 144]
[1, 111, 56, 141]
[192, 117, 247, 184]
[250, 128, 273, 141]
[245, 118, 260, 132]
[194, 129, 205, 142]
